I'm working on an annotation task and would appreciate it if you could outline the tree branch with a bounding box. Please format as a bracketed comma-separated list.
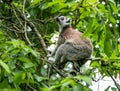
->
[22, 0, 32, 45]
[42, 58, 68, 77]
[11, 3, 48, 54]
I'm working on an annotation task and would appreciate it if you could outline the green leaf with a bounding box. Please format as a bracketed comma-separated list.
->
[41, 1, 59, 10]
[23, 62, 35, 68]
[113, 63, 120, 67]
[0, 34, 5, 40]
[75, 75, 92, 85]
[40, 88, 48, 91]
[49, 84, 61, 90]
[108, 15, 116, 24]
[11, 49, 20, 54]
[9, 39, 20, 48]
[104, 39, 112, 57]
[0, 60, 11, 73]
[83, 18, 98, 37]
[31, 0, 42, 6]
[23, 46, 38, 57]
[98, 3, 107, 12]
[61, 77, 75, 86]
[14, 71, 26, 84]
[0, 89, 18, 91]
[109, 1, 118, 14]
[73, 83, 83, 91]
[18, 57, 30, 63]
[81, 77, 92, 86]
[28, 48, 38, 57]
[111, 87, 118, 91]
[0, 31, 4, 34]
[80, 8, 91, 19]
[104, 31, 113, 57]
[51, 3, 67, 13]
[0, 79, 11, 89]
[34, 74, 48, 82]
[90, 61, 100, 68]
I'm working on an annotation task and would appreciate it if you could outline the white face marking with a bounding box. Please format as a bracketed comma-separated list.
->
[56, 16, 72, 32]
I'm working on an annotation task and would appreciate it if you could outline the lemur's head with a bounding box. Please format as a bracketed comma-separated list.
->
[56, 16, 72, 29]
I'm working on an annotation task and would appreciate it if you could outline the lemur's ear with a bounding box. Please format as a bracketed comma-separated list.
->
[69, 18, 72, 22]
[55, 14, 61, 19]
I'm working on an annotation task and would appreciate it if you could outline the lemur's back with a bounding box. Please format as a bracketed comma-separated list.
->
[58, 27, 92, 55]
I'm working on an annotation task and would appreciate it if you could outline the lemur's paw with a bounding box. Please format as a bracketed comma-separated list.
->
[48, 57, 55, 63]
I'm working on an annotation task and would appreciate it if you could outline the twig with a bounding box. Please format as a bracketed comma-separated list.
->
[0, 24, 19, 37]
[86, 57, 120, 61]
[107, 70, 120, 90]
[27, 84, 37, 91]
[22, 0, 26, 14]
[24, 19, 32, 45]
[11, 5, 23, 27]
[0, 16, 11, 20]
[22, 0, 32, 45]
[86, 57, 101, 60]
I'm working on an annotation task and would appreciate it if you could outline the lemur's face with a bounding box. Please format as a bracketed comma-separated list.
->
[56, 16, 72, 27]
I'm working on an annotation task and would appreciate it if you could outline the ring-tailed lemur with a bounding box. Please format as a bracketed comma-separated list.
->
[48, 16, 92, 73]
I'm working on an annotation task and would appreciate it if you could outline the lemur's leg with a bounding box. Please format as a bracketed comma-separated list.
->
[58, 56, 67, 69]
[54, 44, 65, 63]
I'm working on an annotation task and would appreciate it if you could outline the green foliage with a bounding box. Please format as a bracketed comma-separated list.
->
[0, 0, 120, 91]
[48, 76, 92, 91]
[0, 31, 47, 90]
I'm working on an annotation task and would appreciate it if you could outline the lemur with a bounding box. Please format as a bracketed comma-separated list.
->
[48, 16, 92, 73]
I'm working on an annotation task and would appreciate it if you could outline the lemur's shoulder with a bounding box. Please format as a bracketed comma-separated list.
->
[61, 27, 83, 37]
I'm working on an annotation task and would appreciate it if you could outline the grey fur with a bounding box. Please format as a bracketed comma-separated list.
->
[48, 16, 92, 73]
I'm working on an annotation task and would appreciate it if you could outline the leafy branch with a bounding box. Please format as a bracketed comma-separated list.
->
[10, 3, 48, 54]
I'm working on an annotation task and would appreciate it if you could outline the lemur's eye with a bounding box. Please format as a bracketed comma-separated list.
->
[61, 17, 64, 20]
